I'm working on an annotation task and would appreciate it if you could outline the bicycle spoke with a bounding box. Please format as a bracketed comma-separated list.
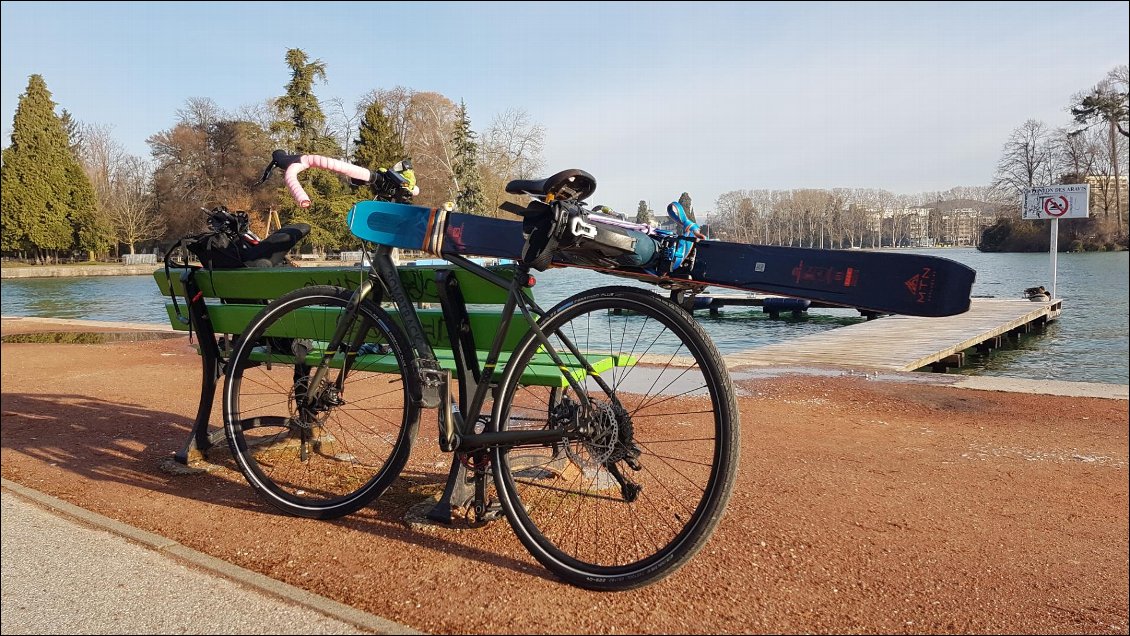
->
[494, 286, 738, 590]
[224, 287, 419, 519]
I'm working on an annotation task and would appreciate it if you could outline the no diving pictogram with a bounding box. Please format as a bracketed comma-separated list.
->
[1043, 196, 1070, 217]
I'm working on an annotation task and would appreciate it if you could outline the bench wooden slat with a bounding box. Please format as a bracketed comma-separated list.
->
[246, 348, 633, 388]
[166, 304, 528, 352]
[154, 266, 528, 305]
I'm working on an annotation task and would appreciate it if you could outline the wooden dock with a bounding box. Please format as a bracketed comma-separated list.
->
[723, 298, 1062, 372]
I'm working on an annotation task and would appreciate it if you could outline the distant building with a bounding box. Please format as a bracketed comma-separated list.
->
[1084, 174, 1129, 218]
[862, 199, 997, 248]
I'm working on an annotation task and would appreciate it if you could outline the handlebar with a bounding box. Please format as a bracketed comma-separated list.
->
[269, 151, 372, 208]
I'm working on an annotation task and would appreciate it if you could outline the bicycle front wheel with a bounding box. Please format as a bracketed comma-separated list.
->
[223, 286, 420, 519]
[492, 285, 739, 590]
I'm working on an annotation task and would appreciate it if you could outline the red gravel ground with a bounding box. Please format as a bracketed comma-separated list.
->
[1, 319, 1127, 634]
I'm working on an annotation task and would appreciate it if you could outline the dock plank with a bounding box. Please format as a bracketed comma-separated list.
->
[723, 298, 1061, 371]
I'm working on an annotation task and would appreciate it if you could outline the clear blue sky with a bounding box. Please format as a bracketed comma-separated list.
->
[2, 1, 1128, 216]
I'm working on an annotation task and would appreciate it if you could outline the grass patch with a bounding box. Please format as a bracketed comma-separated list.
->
[2, 331, 181, 344]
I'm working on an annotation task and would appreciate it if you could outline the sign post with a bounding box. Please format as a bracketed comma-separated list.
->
[1022, 185, 1089, 299]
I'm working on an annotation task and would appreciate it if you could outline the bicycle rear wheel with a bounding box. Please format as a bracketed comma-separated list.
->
[492, 285, 739, 590]
[223, 286, 420, 519]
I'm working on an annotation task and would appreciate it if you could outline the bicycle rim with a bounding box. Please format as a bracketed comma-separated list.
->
[492, 286, 739, 590]
[223, 286, 419, 519]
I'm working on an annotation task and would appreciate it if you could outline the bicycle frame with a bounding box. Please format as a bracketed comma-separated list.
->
[300, 242, 621, 458]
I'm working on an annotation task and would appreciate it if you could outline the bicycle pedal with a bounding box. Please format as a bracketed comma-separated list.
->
[472, 501, 504, 524]
[416, 362, 446, 408]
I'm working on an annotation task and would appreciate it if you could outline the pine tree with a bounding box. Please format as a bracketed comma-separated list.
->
[0, 75, 95, 262]
[67, 160, 110, 260]
[60, 109, 82, 156]
[451, 101, 485, 214]
[61, 111, 112, 260]
[269, 49, 350, 249]
[636, 200, 650, 224]
[272, 48, 340, 156]
[353, 101, 405, 198]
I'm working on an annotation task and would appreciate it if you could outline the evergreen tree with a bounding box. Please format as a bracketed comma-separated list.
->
[60, 109, 83, 156]
[0, 75, 94, 261]
[636, 200, 650, 224]
[269, 49, 350, 249]
[353, 101, 405, 198]
[62, 112, 112, 260]
[67, 160, 110, 260]
[271, 48, 340, 156]
[678, 191, 697, 223]
[451, 100, 485, 214]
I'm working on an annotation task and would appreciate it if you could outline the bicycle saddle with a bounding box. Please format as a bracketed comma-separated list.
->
[505, 169, 597, 202]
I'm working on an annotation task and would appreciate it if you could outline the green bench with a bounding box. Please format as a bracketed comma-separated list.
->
[153, 264, 633, 467]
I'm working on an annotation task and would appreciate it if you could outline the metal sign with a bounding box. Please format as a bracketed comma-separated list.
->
[1022, 184, 1090, 220]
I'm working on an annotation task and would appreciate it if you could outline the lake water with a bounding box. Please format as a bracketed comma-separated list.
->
[2, 248, 1127, 385]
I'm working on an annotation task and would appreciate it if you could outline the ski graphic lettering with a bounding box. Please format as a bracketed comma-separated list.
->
[904, 267, 936, 303]
[791, 261, 859, 288]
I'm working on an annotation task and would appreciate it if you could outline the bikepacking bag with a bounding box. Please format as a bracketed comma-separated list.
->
[183, 229, 247, 269]
[514, 201, 659, 272]
[163, 208, 310, 327]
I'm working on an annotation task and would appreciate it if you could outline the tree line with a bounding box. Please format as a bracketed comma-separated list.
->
[709, 186, 997, 249]
[1, 48, 546, 262]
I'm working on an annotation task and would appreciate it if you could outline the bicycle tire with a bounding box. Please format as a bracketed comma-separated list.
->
[491, 285, 739, 590]
[223, 285, 420, 519]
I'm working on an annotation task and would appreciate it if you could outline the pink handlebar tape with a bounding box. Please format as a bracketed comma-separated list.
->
[284, 155, 372, 208]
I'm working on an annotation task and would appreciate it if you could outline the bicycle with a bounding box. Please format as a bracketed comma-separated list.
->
[221, 151, 740, 590]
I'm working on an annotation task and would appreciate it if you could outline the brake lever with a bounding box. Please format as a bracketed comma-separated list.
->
[257, 159, 276, 186]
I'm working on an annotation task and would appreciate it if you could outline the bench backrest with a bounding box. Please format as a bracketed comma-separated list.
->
[153, 265, 532, 351]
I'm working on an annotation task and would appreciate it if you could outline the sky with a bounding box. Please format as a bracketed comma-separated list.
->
[2, 1, 1128, 217]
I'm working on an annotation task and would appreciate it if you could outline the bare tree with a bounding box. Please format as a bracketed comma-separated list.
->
[325, 96, 360, 160]
[238, 100, 286, 149]
[991, 119, 1057, 198]
[80, 124, 163, 254]
[714, 190, 757, 243]
[177, 97, 222, 129]
[108, 155, 162, 254]
[480, 108, 545, 216]
[406, 92, 459, 206]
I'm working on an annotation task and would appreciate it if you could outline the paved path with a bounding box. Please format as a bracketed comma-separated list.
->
[1, 480, 419, 635]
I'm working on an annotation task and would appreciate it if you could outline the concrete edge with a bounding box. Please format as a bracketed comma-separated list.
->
[0, 478, 423, 636]
[947, 375, 1129, 400]
[1, 316, 177, 333]
[726, 362, 1129, 401]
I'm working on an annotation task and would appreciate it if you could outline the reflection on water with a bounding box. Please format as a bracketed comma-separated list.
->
[2, 249, 1127, 385]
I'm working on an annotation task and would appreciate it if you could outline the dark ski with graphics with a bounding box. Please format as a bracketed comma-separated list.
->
[442, 213, 975, 317]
